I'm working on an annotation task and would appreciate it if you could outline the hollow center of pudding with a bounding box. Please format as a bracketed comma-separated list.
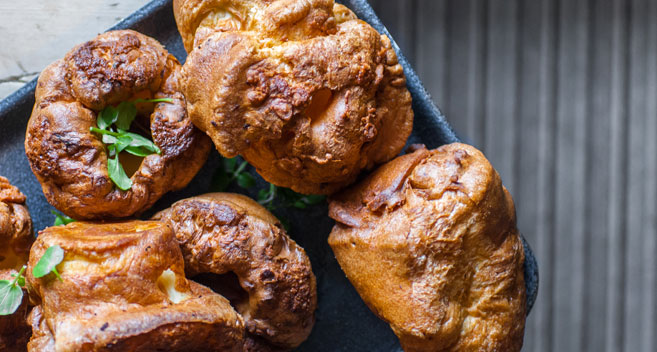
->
[193, 271, 249, 314]
[0, 247, 23, 271]
[200, 9, 242, 32]
[118, 152, 143, 178]
[306, 88, 333, 123]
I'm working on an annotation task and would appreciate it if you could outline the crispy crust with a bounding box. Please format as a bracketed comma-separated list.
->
[176, 0, 413, 194]
[328, 143, 526, 352]
[0, 176, 33, 269]
[25, 30, 212, 220]
[26, 221, 245, 352]
[154, 193, 317, 349]
[0, 177, 33, 352]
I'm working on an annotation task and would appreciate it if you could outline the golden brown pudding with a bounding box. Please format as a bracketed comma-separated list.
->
[26, 221, 245, 352]
[174, 0, 413, 194]
[328, 143, 526, 352]
[0, 176, 33, 352]
[25, 30, 211, 220]
[155, 193, 317, 350]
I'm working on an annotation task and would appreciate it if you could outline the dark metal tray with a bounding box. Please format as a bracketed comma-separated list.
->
[0, 1, 538, 350]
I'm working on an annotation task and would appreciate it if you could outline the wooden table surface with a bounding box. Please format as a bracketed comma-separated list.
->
[2, 1, 656, 351]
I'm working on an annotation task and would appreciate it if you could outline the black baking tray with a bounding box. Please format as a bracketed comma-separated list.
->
[0, 1, 538, 350]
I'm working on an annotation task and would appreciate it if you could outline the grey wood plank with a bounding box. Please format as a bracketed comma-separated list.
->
[582, 0, 613, 350]
[514, 0, 557, 351]
[369, 0, 417, 66]
[415, 0, 448, 115]
[552, 0, 589, 350]
[531, 1, 560, 350]
[624, 0, 653, 350]
[439, 0, 487, 148]
[642, 2, 657, 348]
[606, 0, 630, 350]
[483, 0, 519, 194]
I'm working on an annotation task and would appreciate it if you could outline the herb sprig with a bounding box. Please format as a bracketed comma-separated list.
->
[256, 184, 325, 210]
[211, 157, 326, 211]
[91, 98, 171, 190]
[0, 245, 65, 316]
[52, 211, 75, 226]
[211, 157, 257, 192]
[0, 265, 26, 315]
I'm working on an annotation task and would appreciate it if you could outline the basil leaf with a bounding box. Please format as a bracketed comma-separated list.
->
[115, 101, 138, 131]
[97, 106, 118, 130]
[236, 173, 256, 189]
[51, 211, 75, 226]
[0, 280, 23, 316]
[32, 245, 65, 280]
[107, 145, 133, 191]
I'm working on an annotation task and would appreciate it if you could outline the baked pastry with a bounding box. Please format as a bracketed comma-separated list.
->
[0, 176, 33, 352]
[154, 193, 317, 350]
[174, 0, 413, 194]
[328, 143, 526, 352]
[25, 30, 212, 220]
[26, 221, 245, 352]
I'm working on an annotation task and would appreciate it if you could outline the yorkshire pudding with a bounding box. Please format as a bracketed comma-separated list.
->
[26, 221, 245, 352]
[0, 176, 33, 352]
[328, 143, 526, 352]
[154, 193, 317, 350]
[25, 30, 212, 220]
[175, 0, 413, 194]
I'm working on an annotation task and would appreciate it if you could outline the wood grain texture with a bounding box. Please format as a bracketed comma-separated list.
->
[0, 0, 656, 350]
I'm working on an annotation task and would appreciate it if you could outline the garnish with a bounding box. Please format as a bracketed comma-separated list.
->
[91, 98, 171, 190]
[211, 157, 256, 192]
[211, 157, 325, 210]
[257, 184, 325, 210]
[32, 245, 65, 281]
[0, 245, 66, 316]
[0, 265, 26, 315]
[52, 210, 75, 226]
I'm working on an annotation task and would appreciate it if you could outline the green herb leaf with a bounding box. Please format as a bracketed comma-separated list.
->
[97, 106, 118, 130]
[132, 98, 174, 104]
[223, 158, 238, 173]
[93, 99, 170, 191]
[14, 275, 25, 288]
[114, 135, 133, 153]
[115, 101, 138, 131]
[107, 145, 133, 191]
[236, 173, 256, 189]
[123, 146, 154, 157]
[0, 280, 23, 316]
[122, 131, 160, 154]
[301, 194, 325, 205]
[33, 245, 65, 281]
[292, 200, 307, 209]
[211, 167, 231, 192]
[51, 211, 75, 226]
